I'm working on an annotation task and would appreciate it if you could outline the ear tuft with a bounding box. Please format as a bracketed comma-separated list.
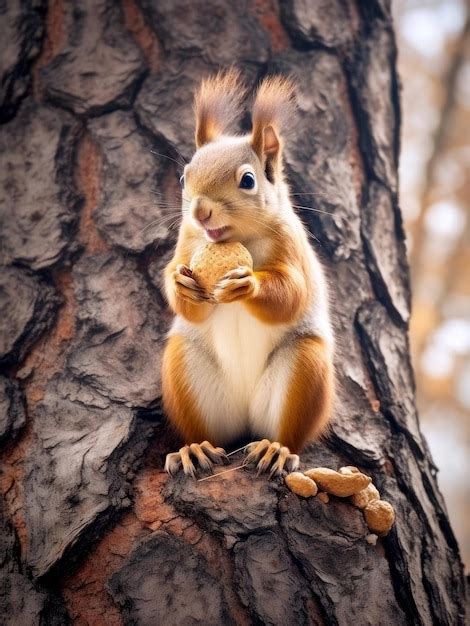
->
[251, 76, 296, 172]
[194, 69, 246, 148]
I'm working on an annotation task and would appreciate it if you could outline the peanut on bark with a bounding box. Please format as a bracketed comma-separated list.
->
[364, 500, 395, 536]
[285, 472, 318, 497]
[350, 483, 380, 509]
[304, 467, 371, 497]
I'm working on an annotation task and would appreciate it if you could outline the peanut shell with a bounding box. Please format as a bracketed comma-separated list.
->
[304, 467, 371, 497]
[190, 242, 253, 293]
[285, 472, 318, 497]
[350, 483, 380, 509]
[339, 466, 360, 475]
[366, 533, 378, 546]
[364, 500, 395, 536]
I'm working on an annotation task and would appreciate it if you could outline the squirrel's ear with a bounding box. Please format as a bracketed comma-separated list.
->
[194, 69, 246, 149]
[250, 76, 295, 180]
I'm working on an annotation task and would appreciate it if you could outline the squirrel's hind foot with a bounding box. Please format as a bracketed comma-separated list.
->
[165, 441, 228, 478]
[245, 439, 300, 476]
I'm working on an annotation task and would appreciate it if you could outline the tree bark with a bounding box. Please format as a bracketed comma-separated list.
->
[0, 1, 466, 625]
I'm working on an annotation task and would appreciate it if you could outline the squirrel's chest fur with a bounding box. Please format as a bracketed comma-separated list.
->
[200, 302, 288, 442]
[172, 301, 289, 444]
[206, 302, 286, 396]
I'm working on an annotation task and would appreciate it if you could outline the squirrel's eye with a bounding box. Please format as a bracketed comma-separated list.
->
[239, 172, 255, 190]
[179, 175, 185, 189]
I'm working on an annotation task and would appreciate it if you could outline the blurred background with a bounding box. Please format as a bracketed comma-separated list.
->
[393, 0, 469, 569]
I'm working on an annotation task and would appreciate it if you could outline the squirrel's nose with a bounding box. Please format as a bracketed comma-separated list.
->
[198, 208, 212, 223]
[192, 198, 212, 224]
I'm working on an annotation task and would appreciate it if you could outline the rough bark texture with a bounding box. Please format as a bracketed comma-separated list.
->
[0, 1, 466, 624]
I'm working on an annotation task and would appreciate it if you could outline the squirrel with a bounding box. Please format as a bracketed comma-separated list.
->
[162, 69, 335, 477]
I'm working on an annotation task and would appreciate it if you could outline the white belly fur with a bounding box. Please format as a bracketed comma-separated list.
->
[208, 303, 285, 396]
[197, 303, 287, 440]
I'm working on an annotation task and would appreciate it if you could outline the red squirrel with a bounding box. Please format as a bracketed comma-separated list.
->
[162, 70, 335, 477]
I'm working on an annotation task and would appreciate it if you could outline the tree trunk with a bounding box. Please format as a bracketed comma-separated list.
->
[0, 1, 466, 624]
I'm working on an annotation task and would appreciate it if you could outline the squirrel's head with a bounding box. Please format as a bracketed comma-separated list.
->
[181, 69, 295, 243]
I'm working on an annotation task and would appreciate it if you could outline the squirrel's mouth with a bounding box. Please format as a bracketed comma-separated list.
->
[204, 225, 230, 241]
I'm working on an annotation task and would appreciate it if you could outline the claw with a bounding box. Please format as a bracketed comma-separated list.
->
[245, 439, 271, 465]
[285, 453, 300, 473]
[164, 451, 182, 475]
[164, 442, 227, 478]
[256, 441, 281, 474]
[200, 441, 228, 465]
[269, 446, 291, 476]
[180, 445, 196, 478]
[245, 440, 300, 476]
[189, 443, 212, 472]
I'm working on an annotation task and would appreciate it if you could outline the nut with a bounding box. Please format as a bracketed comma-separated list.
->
[285, 472, 318, 497]
[350, 483, 380, 509]
[190, 242, 253, 293]
[364, 500, 395, 536]
[339, 466, 360, 475]
[304, 467, 371, 497]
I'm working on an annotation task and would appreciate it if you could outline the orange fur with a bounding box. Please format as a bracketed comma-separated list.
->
[252, 76, 296, 132]
[194, 69, 246, 148]
[245, 263, 307, 324]
[251, 75, 296, 175]
[244, 227, 311, 324]
[162, 334, 209, 443]
[277, 336, 334, 452]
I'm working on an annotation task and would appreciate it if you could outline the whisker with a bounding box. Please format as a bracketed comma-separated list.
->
[172, 145, 188, 166]
[147, 203, 184, 211]
[147, 217, 181, 254]
[230, 210, 282, 237]
[295, 214, 322, 246]
[150, 149, 186, 168]
[139, 214, 182, 235]
[221, 197, 334, 220]
[220, 200, 324, 246]
[170, 218, 183, 232]
[220, 202, 287, 237]
[144, 209, 182, 218]
[141, 212, 182, 232]
[145, 200, 187, 213]
[240, 218, 282, 239]
[150, 189, 191, 205]
[291, 192, 340, 198]
[291, 204, 335, 217]
[216, 201, 288, 239]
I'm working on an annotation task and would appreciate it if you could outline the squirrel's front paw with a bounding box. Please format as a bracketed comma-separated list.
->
[212, 266, 258, 303]
[172, 264, 211, 303]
